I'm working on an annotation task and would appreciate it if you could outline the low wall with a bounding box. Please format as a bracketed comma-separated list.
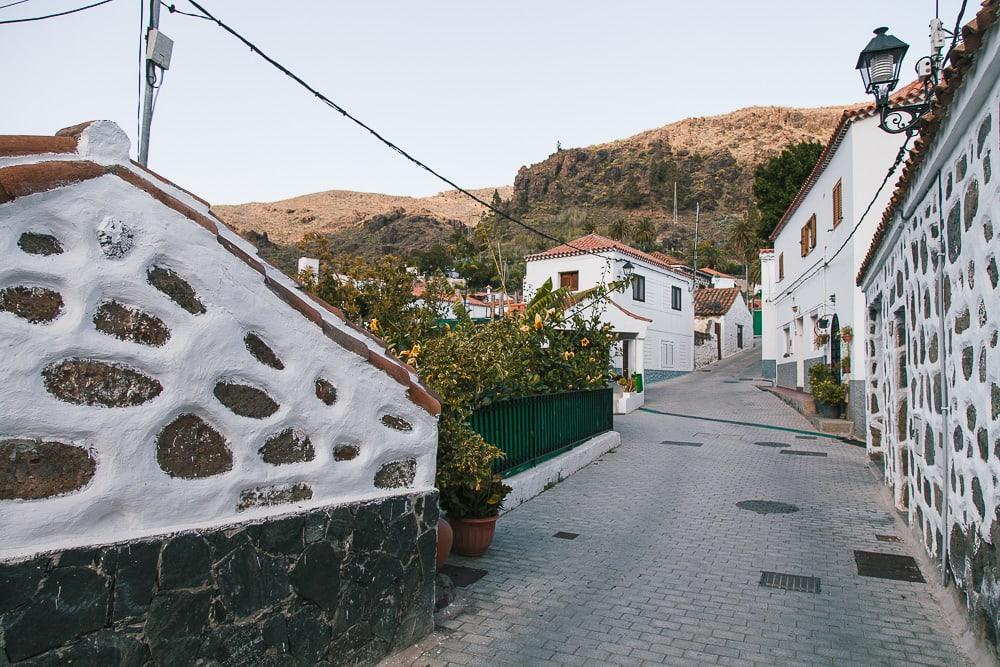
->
[761, 359, 776, 380]
[776, 361, 797, 389]
[0, 491, 438, 665]
[644, 370, 689, 384]
[503, 432, 621, 512]
[848, 379, 866, 440]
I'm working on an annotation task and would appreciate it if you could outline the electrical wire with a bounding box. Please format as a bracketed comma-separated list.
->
[177, 0, 617, 265]
[161, 2, 208, 20]
[0, 0, 112, 24]
[0, 0, 37, 11]
[773, 134, 913, 303]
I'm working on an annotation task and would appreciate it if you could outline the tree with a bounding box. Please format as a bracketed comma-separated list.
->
[752, 140, 823, 239]
[606, 218, 631, 242]
[728, 206, 763, 303]
[632, 217, 658, 251]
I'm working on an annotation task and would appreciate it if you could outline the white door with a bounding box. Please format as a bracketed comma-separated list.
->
[662, 340, 675, 370]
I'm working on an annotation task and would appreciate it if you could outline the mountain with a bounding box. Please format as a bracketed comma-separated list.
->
[213, 103, 853, 277]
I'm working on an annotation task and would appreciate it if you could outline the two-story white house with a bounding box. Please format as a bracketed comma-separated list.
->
[524, 233, 695, 395]
[760, 81, 922, 437]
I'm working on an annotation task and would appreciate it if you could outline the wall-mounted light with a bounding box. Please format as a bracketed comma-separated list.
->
[622, 261, 635, 280]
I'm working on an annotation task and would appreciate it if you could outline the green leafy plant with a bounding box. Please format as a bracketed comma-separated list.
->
[814, 332, 830, 349]
[617, 375, 637, 392]
[839, 325, 854, 343]
[808, 363, 847, 405]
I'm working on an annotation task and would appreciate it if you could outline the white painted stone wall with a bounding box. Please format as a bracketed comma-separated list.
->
[860, 21, 999, 635]
[0, 123, 437, 560]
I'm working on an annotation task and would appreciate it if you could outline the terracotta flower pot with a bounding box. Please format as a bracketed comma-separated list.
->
[448, 515, 499, 557]
[436, 517, 453, 570]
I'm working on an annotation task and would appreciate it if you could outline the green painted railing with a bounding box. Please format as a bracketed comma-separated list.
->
[470, 388, 614, 477]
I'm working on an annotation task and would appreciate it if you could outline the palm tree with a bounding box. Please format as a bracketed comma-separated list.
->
[729, 206, 763, 302]
[632, 217, 658, 251]
[606, 218, 631, 242]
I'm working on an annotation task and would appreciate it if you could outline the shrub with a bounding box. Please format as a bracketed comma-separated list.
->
[808, 363, 847, 405]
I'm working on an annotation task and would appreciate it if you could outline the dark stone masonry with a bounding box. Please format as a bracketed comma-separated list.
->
[0, 439, 96, 500]
[0, 492, 438, 666]
[156, 414, 233, 479]
[245, 333, 285, 370]
[0, 286, 63, 324]
[93, 300, 171, 347]
[146, 266, 206, 315]
[17, 231, 63, 256]
[214, 382, 280, 419]
[42, 358, 163, 407]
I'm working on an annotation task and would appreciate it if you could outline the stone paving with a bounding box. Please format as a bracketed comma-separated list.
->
[402, 347, 971, 666]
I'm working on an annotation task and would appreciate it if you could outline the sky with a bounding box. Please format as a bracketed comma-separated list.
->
[0, 1, 961, 204]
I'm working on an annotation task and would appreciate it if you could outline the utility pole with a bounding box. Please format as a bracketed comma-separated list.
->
[139, 0, 173, 166]
[673, 182, 677, 227]
[691, 202, 700, 292]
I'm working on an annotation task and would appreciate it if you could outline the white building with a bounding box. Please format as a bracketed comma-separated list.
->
[693, 287, 753, 368]
[857, 3, 1000, 640]
[524, 233, 695, 392]
[760, 81, 922, 436]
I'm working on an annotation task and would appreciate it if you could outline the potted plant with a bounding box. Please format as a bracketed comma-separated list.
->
[814, 332, 830, 349]
[444, 472, 512, 557]
[808, 363, 847, 418]
[840, 355, 851, 375]
[840, 325, 854, 344]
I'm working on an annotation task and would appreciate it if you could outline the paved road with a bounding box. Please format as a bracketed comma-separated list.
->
[401, 347, 969, 666]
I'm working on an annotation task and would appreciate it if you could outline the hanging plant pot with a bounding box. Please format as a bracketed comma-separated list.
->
[436, 517, 453, 570]
[449, 515, 499, 557]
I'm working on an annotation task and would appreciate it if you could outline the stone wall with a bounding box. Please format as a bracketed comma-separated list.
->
[0, 492, 437, 665]
[862, 71, 999, 646]
[776, 360, 797, 389]
[848, 379, 866, 439]
[761, 359, 777, 380]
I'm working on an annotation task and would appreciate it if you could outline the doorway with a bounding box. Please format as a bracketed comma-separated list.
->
[830, 314, 842, 381]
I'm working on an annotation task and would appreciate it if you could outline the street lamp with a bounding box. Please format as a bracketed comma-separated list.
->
[856, 23, 945, 135]
[621, 261, 635, 281]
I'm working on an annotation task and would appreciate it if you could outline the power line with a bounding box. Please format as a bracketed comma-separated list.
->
[0, 0, 36, 11]
[176, 0, 616, 264]
[161, 2, 208, 20]
[0, 0, 112, 24]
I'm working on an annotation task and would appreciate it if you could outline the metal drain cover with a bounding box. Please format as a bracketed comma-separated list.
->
[781, 450, 828, 457]
[759, 571, 821, 593]
[876, 534, 902, 543]
[440, 563, 488, 587]
[795, 435, 818, 440]
[660, 440, 703, 447]
[754, 441, 790, 448]
[553, 531, 579, 540]
[854, 550, 925, 582]
[736, 500, 799, 514]
[723, 380, 741, 384]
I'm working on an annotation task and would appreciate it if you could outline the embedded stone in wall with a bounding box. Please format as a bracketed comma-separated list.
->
[0, 286, 63, 323]
[146, 266, 206, 315]
[156, 414, 233, 479]
[42, 359, 163, 407]
[374, 459, 416, 489]
[381, 415, 413, 432]
[956, 154, 968, 181]
[237, 483, 313, 511]
[964, 179, 979, 229]
[259, 429, 314, 465]
[315, 378, 337, 405]
[988, 257, 998, 289]
[214, 382, 279, 419]
[947, 203, 962, 263]
[955, 308, 970, 334]
[93, 301, 171, 347]
[334, 444, 359, 461]
[0, 439, 96, 500]
[97, 217, 134, 258]
[977, 114, 992, 157]
[17, 231, 63, 256]
[244, 333, 284, 370]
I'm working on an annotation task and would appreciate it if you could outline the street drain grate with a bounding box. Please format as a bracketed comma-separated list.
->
[759, 571, 821, 593]
[661, 440, 703, 447]
[754, 441, 790, 448]
[440, 563, 488, 587]
[876, 534, 903, 543]
[739, 377, 757, 381]
[795, 435, 818, 440]
[553, 531, 579, 540]
[780, 450, 828, 457]
[723, 380, 741, 384]
[854, 550, 925, 582]
[736, 500, 800, 514]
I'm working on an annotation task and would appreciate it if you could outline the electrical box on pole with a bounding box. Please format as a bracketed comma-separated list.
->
[146, 29, 174, 70]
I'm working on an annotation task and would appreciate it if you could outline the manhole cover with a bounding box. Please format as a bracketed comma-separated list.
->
[781, 450, 828, 457]
[854, 550, 925, 582]
[876, 534, 902, 543]
[660, 440, 703, 447]
[739, 377, 757, 381]
[440, 563, 488, 587]
[754, 441, 790, 448]
[795, 435, 818, 440]
[736, 500, 799, 514]
[759, 571, 821, 593]
[553, 531, 579, 540]
[723, 380, 741, 384]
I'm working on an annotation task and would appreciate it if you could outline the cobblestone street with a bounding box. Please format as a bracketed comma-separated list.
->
[401, 346, 971, 666]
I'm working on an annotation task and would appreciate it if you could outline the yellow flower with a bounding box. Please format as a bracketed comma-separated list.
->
[369, 318, 379, 332]
[563, 350, 575, 360]
[519, 324, 530, 333]
[533, 314, 543, 330]
[580, 337, 590, 347]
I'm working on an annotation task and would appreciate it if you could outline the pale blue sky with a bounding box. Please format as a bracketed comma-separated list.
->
[1, 1, 955, 204]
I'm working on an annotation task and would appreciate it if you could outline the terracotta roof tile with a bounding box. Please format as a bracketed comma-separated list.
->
[693, 287, 742, 316]
[0, 135, 78, 158]
[857, 0, 999, 284]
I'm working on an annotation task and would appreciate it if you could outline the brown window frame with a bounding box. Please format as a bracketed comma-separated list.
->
[558, 271, 579, 291]
[832, 179, 843, 228]
[778, 253, 785, 281]
[801, 215, 817, 256]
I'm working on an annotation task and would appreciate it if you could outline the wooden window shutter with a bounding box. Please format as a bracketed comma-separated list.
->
[778, 252, 784, 280]
[800, 225, 808, 256]
[832, 180, 843, 227]
[809, 215, 817, 251]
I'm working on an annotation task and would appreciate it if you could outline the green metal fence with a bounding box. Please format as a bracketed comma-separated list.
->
[470, 388, 614, 477]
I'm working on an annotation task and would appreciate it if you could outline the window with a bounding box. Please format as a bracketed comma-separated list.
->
[632, 275, 645, 302]
[800, 214, 817, 256]
[778, 253, 785, 281]
[671, 285, 682, 311]
[832, 179, 843, 227]
[558, 271, 579, 291]
[783, 327, 792, 355]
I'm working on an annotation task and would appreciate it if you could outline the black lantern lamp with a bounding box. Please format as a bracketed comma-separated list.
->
[856, 26, 939, 135]
[621, 260, 635, 281]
